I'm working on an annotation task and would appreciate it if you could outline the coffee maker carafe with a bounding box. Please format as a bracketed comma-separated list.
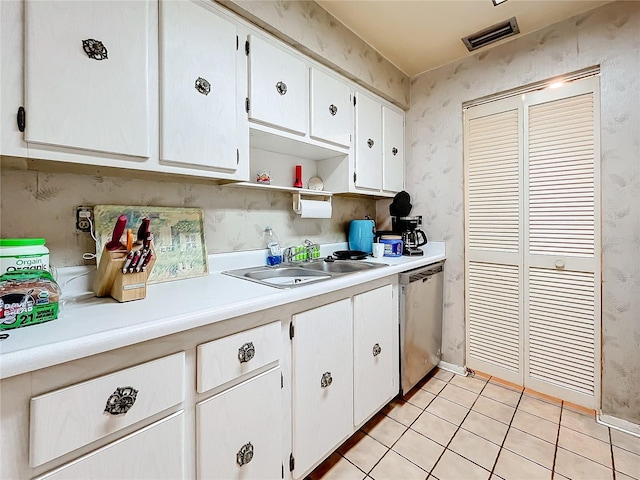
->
[386, 191, 429, 256]
[394, 216, 428, 255]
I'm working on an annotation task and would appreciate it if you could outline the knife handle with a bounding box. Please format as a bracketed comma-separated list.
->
[128, 249, 142, 273]
[140, 251, 153, 272]
[135, 249, 149, 273]
[122, 251, 135, 274]
[137, 218, 150, 244]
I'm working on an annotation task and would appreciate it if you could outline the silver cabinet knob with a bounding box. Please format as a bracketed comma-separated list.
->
[195, 77, 211, 95]
[236, 442, 254, 466]
[238, 342, 255, 363]
[321, 371, 333, 388]
[276, 81, 287, 95]
[329, 104, 337, 116]
[373, 343, 382, 357]
[104, 386, 138, 415]
[367, 138, 374, 148]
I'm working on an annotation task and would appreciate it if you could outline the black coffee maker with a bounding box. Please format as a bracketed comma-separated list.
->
[387, 191, 428, 256]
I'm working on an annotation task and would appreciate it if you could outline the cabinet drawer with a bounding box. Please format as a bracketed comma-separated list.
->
[35, 411, 185, 480]
[196, 368, 281, 480]
[197, 321, 280, 393]
[30, 352, 185, 467]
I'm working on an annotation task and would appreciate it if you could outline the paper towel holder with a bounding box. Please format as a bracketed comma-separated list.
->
[292, 191, 332, 217]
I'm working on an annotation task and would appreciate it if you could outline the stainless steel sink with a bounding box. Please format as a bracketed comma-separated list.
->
[297, 259, 386, 274]
[222, 259, 387, 289]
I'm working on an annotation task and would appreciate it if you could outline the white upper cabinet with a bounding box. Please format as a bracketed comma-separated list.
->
[309, 68, 352, 148]
[24, 0, 150, 157]
[382, 106, 404, 193]
[354, 92, 382, 191]
[159, 0, 240, 173]
[248, 35, 308, 135]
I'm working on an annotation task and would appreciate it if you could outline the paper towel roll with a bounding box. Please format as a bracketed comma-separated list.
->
[295, 199, 332, 218]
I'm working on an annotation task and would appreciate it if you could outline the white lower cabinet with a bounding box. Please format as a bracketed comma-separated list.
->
[196, 367, 282, 480]
[291, 299, 353, 479]
[289, 284, 398, 479]
[353, 285, 397, 426]
[36, 411, 185, 480]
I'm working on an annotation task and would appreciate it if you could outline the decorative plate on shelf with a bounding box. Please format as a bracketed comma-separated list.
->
[307, 176, 324, 191]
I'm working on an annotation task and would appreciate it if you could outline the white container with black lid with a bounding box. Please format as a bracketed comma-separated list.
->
[0, 238, 50, 275]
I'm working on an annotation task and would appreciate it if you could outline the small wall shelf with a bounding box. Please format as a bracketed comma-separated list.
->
[223, 181, 332, 197]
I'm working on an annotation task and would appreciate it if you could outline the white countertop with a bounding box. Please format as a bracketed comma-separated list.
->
[0, 242, 445, 380]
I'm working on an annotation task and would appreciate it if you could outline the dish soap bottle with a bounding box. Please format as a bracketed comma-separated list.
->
[264, 226, 282, 266]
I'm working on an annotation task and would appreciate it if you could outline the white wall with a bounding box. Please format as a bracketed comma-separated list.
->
[407, 1, 640, 423]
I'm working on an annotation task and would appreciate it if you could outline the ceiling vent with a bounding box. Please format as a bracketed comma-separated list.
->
[462, 17, 520, 51]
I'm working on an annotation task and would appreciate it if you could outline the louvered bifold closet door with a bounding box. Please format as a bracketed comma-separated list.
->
[465, 97, 524, 384]
[523, 77, 601, 408]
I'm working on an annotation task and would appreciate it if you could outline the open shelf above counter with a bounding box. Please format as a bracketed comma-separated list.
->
[222, 181, 332, 197]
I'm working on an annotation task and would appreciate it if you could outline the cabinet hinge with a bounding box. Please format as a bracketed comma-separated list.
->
[289, 322, 294, 340]
[289, 453, 295, 472]
[353, 172, 357, 183]
[353, 95, 356, 107]
[236, 35, 239, 51]
[282, 463, 284, 479]
[237, 148, 240, 165]
[245, 97, 250, 113]
[281, 372, 283, 389]
[245, 40, 250, 56]
[17, 106, 25, 132]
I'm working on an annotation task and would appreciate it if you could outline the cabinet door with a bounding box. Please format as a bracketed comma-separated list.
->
[248, 35, 308, 135]
[196, 368, 281, 480]
[382, 107, 404, 193]
[353, 285, 397, 426]
[310, 68, 352, 148]
[160, 0, 238, 172]
[24, 0, 150, 157]
[292, 299, 353, 478]
[36, 412, 184, 480]
[354, 92, 382, 191]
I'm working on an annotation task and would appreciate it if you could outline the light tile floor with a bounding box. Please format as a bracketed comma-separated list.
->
[308, 368, 640, 480]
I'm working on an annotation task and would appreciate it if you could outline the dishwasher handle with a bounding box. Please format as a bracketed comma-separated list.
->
[399, 261, 444, 285]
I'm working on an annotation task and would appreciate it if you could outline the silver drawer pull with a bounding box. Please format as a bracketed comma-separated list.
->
[104, 386, 138, 415]
[238, 342, 256, 363]
[321, 371, 332, 388]
[236, 442, 254, 466]
[373, 343, 382, 357]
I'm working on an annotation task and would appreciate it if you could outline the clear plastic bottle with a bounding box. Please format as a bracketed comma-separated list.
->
[263, 227, 282, 266]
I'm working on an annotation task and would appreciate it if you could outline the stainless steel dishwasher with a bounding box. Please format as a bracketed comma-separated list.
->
[399, 261, 444, 395]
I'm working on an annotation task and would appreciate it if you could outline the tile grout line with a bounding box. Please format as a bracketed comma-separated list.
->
[426, 372, 496, 477]
[550, 401, 564, 479]
[609, 425, 617, 480]
[487, 376, 524, 479]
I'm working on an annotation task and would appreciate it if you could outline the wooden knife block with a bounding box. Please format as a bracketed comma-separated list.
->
[93, 245, 156, 302]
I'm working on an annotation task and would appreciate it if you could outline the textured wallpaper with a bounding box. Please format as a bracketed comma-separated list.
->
[218, 0, 410, 108]
[407, 2, 640, 423]
[0, 165, 375, 267]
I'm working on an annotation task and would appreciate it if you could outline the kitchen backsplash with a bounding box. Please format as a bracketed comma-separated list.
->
[407, 1, 640, 423]
[0, 165, 376, 268]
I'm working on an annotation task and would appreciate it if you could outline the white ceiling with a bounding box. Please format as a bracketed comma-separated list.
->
[315, 0, 611, 77]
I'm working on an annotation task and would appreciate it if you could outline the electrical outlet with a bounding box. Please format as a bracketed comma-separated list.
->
[76, 206, 94, 233]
